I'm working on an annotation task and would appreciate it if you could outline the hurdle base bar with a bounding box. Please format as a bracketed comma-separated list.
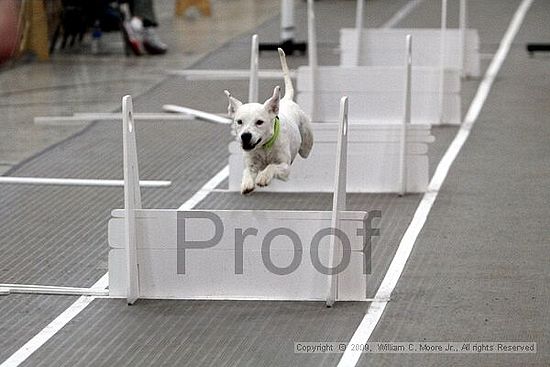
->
[526, 43, 550, 55]
[259, 39, 307, 55]
[0, 284, 108, 297]
[0, 177, 171, 188]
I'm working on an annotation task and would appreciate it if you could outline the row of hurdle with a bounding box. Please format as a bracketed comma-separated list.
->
[108, 0, 481, 304]
[7, 0, 481, 305]
[166, 0, 480, 194]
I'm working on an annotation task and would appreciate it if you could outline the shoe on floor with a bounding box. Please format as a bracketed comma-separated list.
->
[122, 17, 145, 56]
[143, 27, 168, 55]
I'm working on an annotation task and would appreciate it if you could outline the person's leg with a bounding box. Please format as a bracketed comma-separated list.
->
[130, 0, 158, 27]
[128, 0, 167, 54]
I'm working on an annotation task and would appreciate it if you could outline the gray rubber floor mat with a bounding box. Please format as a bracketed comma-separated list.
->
[0, 294, 77, 362]
[21, 299, 368, 367]
[1, 0, 492, 365]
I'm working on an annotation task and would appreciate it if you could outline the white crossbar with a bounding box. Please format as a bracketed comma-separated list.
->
[163, 104, 232, 124]
[0, 177, 171, 188]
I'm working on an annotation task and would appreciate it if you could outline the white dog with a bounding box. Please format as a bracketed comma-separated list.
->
[225, 48, 313, 194]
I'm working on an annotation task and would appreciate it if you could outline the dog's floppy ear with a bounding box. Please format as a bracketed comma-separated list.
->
[224, 90, 242, 118]
[263, 86, 280, 115]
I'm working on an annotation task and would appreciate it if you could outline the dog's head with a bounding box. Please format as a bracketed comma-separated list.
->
[224, 87, 280, 152]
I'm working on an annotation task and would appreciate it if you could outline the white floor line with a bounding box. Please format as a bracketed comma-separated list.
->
[0, 274, 109, 367]
[336, 1, 534, 366]
[0, 165, 230, 367]
[382, 0, 425, 28]
[178, 165, 230, 210]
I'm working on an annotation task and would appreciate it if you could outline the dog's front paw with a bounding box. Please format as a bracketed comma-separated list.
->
[256, 171, 272, 187]
[241, 179, 255, 195]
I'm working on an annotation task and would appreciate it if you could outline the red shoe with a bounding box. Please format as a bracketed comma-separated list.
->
[121, 18, 145, 56]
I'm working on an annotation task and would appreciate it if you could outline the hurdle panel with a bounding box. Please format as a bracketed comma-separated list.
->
[228, 123, 434, 193]
[108, 209, 368, 301]
[296, 66, 461, 125]
[340, 28, 481, 78]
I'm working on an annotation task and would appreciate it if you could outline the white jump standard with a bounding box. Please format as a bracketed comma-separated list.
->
[109, 95, 371, 305]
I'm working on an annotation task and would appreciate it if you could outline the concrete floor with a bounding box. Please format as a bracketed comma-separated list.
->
[0, 0, 280, 174]
[0, 0, 548, 366]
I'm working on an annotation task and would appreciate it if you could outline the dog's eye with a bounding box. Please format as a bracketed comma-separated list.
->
[256, 120, 264, 126]
[236, 120, 243, 125]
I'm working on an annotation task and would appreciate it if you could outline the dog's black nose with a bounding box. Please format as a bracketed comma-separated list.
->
[241, 132, 252, 144]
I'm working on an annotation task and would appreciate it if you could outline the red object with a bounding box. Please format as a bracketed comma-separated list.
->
[0, 0, 21, 65]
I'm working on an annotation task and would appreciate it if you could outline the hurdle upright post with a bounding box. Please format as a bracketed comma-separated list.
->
[353, 0, 365, 67]
[438, 0, 448, 123]
[249, 34, 259, 103]
[326, 96, 349, 307]
[399, 35, 412, 196]
[307, 0, 318, 121]
[459, 0, 467, 78]
[122, 95, 141, 305]
[281, 0, 296, 44]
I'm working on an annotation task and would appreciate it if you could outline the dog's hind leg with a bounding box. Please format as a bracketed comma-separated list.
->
[298, 113, 314, 158]
[256, 163, 290, 187]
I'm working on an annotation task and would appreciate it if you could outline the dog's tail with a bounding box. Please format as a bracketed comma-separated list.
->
[278, 48, 294, 101]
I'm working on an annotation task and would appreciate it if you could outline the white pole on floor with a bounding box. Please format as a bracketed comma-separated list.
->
[34, 113, 194, 125]
[122, 95, 141, 305]
[249, 34, 260, 103]
[0, 177, 171, 187]
[399, 35, 413, 197]
[326, 96, 349, 308]
[307, 0, 318, 121]
[163, 104, 232, 124]
[459, 0, 467, 78]
[0, 284, 109, 296]
[353, 0, 365, 66]
[438, 0, 448, 123]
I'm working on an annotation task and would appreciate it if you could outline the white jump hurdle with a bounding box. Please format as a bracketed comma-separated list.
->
[228, 123, 433, 193]
[227, 3, 434, 193]
[170, 1, 435, 193]
[342, 0, 480, 78]
[110, 95, 370, 304]
[297, 0, 459, 125]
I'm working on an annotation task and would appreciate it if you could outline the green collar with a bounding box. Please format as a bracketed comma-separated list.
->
[262, 116, 280, 150]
